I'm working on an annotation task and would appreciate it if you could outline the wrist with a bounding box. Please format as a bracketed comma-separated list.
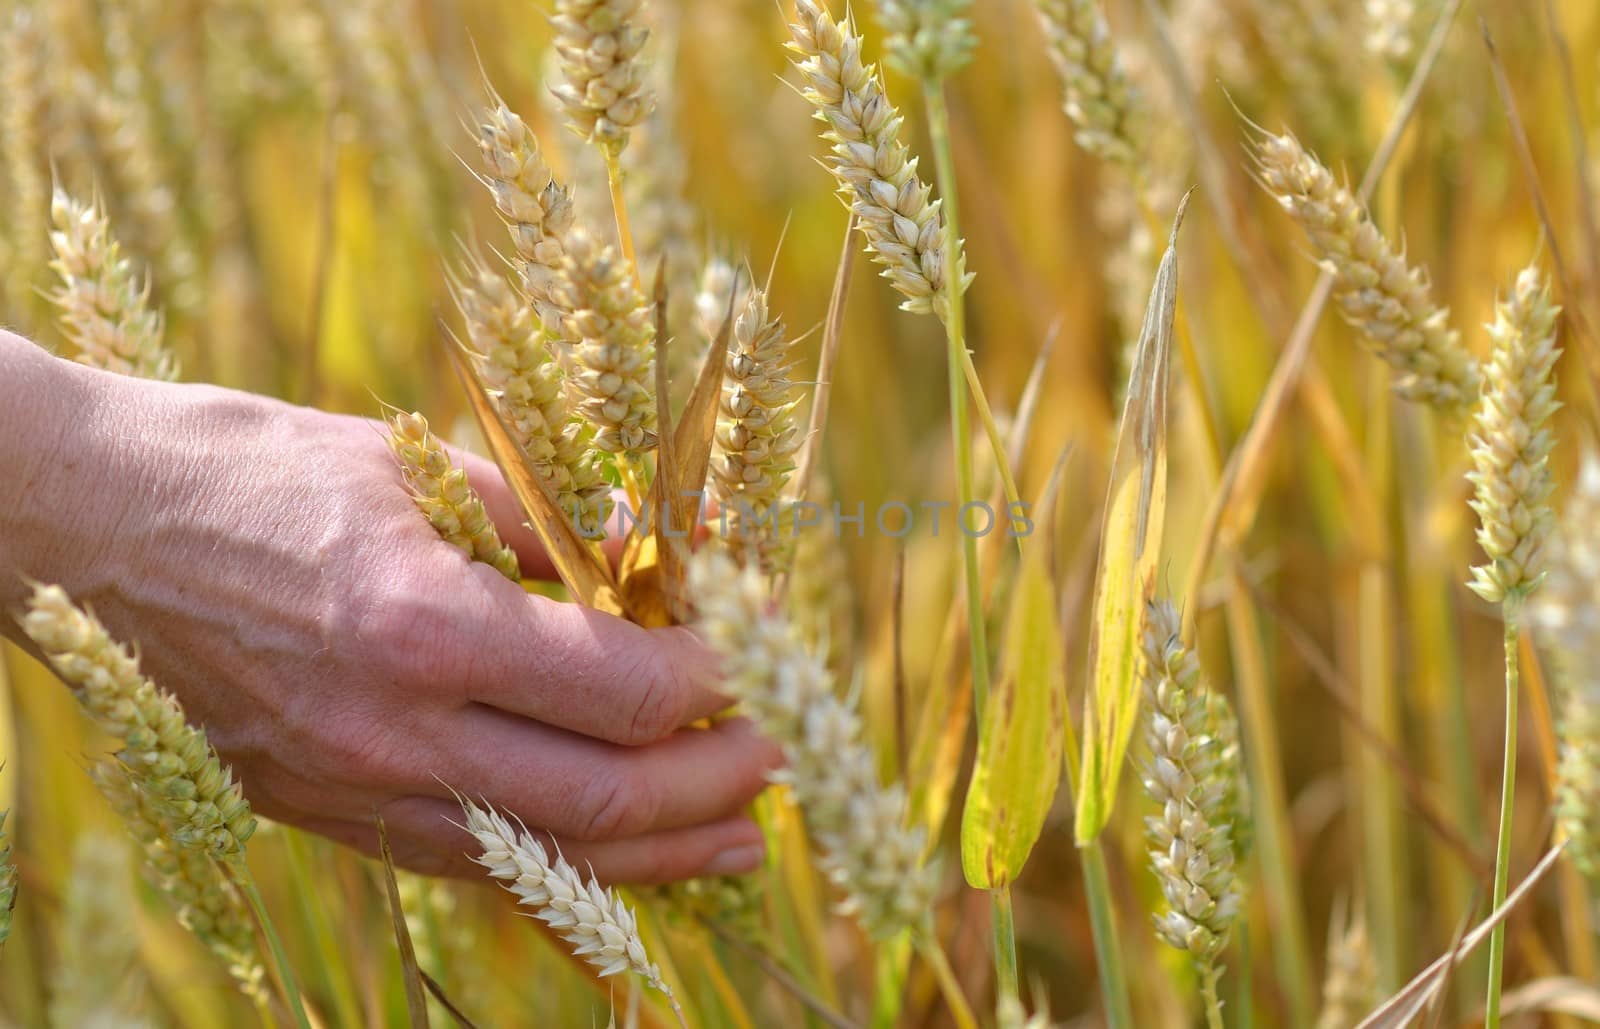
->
[0, 333, 154, 614]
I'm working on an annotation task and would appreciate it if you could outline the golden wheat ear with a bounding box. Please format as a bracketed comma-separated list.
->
[549, 0, 657, 155]
[455, 794, 686, 1026]
[1250, 128, 1480, 411]
[687, 548, 937, 940]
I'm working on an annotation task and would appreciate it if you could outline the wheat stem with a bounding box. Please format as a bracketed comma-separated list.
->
[916, 933, 978, 1029]
[1081, 838, 1134, 1029]
[604, 148, 643, 292]
[236, 875, 312, 1029]
[1201, 965, 1226, 1029]
[921, 85, 989, 716]
[921, 82, 1026, 995]
[1485, 609, 1520, 1029]
[990, 886, 1019, 1003]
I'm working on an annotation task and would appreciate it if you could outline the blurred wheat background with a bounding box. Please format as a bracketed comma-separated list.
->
[4, 0, 1600, 1026]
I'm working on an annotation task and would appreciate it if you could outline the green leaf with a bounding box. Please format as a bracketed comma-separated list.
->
[962, 452, 1070, 888]
[1074, 192, 1189, 845]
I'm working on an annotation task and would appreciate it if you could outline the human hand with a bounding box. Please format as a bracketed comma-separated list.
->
[0, 335, 777, 882]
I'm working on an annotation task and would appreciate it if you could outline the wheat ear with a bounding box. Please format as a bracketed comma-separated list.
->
[386, 411, 522, 580]
[46, 831, 152, 1026]
[551, 227, 659, 458]
[1140, 599, 1245, 969]
[1467, 265, 1561, 606]
[90, 761, 268, 1003]
[1030, 0, 1147, 169]
[47, 189, 179, 382]
[1251, 129, 1481, 410]
[19, 584, 257, 861]
[688, 550, 936, 938]
[1471, 267, 1559, 1026]
[874, 0, 976, 82]
[786, 0, 971, 321]
[475, 99, 576, 332]
[1315, 898, 1376, 1029]
[1533, 456, 1600, 881]
[711, 287, 804, 570]
[456, 797, 682, 1020]
[550, 0, 656, 154]
[453, 258, 613, 537]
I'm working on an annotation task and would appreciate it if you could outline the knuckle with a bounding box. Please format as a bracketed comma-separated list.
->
[302, 705, 405, 785]
[362, 586, 461, 688]
[623, 655, 688, 745]
[575, 766, 656, 841]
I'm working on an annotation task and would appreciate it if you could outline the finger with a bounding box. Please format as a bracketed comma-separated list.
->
[453, 448, 628, 575]
[296, 802, 765, 884]
[437, 705, 780, 842]
[453, 581, 733, 744]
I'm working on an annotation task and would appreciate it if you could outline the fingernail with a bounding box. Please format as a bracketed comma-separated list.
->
[704, 843, 765, 876]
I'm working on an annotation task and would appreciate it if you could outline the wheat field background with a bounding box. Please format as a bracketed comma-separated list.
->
[3, 0, 1600, 1026]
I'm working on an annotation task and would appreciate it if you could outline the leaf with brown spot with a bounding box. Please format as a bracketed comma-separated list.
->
[961, 454, 1070, 889]
[1074, 194, 1187, 845]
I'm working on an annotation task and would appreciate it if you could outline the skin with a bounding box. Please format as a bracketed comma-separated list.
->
[0, 332, 779, 882]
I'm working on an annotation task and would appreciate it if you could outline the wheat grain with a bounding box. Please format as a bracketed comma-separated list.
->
[1466, 265, 1561, 606]
[551, 0, 656, 153]
[1031, 0, 1147, 169]
[1140, 598, 1244, 967]
[786, 0, 971, 321]
[457, 797, 678, 1004]
[48, 189, 179, 381]
[475, 100, 577, 331]
[551, 227, 659, 457]
[711, 287, 804, 569]
[688, 550, 936, 938]
[454, 258, 612, 537]
[874, 0, 976, 83]
[1252, 129, 1481, 409]
[18, 584, 257, 860]
[386, 411, 523, 579]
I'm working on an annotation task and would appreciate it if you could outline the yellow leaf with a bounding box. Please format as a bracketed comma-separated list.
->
[444, 336, 628, 617]
[1073, 192, 1189, 845]
[962, 454, 1070, 888]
